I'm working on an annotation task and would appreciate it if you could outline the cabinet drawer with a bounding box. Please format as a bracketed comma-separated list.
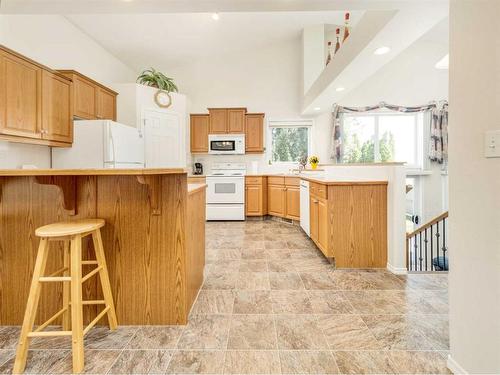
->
[285, 177, 300, 187]
[245, 176, 263, 185]
[268, 176, 285, 185]
[311, 182, 328, 199]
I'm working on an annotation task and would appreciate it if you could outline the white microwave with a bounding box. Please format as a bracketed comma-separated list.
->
[208, 134, 245, 154]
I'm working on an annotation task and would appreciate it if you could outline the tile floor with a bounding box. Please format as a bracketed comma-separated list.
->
[0, 220, 450, 374]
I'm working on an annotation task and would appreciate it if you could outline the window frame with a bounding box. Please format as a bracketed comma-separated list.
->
[341, 111, 425, 170]
[267, 119, 314, 165]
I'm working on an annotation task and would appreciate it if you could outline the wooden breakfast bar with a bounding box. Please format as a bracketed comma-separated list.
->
[0, 169, 206, 326]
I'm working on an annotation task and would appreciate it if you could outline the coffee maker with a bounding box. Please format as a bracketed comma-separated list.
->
[193, 162, 203, 175]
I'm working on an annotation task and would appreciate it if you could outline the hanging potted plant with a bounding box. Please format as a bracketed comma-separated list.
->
[137, 68, 178, 108]
[309, 155, 319, 170]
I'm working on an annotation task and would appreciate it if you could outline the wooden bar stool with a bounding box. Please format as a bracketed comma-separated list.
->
[13, 219, 118, 374]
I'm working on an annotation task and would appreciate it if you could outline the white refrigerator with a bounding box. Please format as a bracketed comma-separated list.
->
[52, 120, 145, 169]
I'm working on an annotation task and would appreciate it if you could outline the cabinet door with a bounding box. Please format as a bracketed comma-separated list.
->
[245, 114, 264, 152]
[285, 186, 300, 220]
[310, 196, 319, 243]
[190, 115, 209, 153]
[245, 184, 262, 216]
[41, 71, 73, 143]
[318, 198, 330, 256]
[96, 87, 116, 120]
[208, 109, 227, 134]
[73, 75, 96, 119]
[227, 108, 246, 133]
[0, 51, 41, 138]
[268, 184, 285, 217]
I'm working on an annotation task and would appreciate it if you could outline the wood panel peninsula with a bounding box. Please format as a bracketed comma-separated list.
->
[0, 169, 206, 326]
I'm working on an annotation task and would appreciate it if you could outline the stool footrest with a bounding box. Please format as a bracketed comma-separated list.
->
[39, 276, 71, 282]
[69, 300, 106, 305]
[83, 306, 110, 335]
[81, 266, 103, 283]
[28, 331, 72, 338]
[82, 260, 98, 265]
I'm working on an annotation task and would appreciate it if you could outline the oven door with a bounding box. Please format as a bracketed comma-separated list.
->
[209, 139, 236, 154]
[206, 176, 244, 204]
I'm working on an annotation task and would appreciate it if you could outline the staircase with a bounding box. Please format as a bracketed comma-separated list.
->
[406, 211, 448, 272]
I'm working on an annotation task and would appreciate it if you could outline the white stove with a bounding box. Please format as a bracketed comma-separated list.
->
[206, 163, 246, 221]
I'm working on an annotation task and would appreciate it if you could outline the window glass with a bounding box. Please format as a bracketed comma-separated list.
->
[342, 116, 376, 163]
[271, 127, 309, 163]
[378, 115, 416, 165]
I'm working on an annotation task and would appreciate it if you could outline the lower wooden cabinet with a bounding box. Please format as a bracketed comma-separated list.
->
[310, 194, 330, 257]
[267, 183, 285, 216]
[245, 176, 267, 216]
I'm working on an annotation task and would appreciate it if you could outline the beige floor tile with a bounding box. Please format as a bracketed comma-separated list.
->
[126, 326, 184, 349]
[84, 326, 138, 349]
[223, 350, 281, 374]
[402, 290, 449, 314]
[191, 290, 235, 314]
[388, 350, 451, 374]
[166, 350, 224, 374]
[361, 314, 435, 350]
[344, 291, 405, 314]
[271, 290, 314, 314]
[108, 349, 171, 374]
[409, 314, 449, 350]
[269, 272, 304, 290]
[217, 248, 242, 260]
[203, 272, 238, 290]
[329, 271, 376, 290]
[279, 351, 339, 374]
[227, 314, 277, 349]
[233, 290, 273, 314]
[264, 240, 288, 250]
[399, 273, 448, 290]
[307, 291, 355, 314]
[275, 315, 328, 350]
[317, 315, 382, 350]
[242, 240, 266, 250]
[267, 260, 296, 272]
[239, 260, 268, 272]
[266, 249, 293, 260]
[333, 350, 398, 374]
[177, 315, 231, 350]
[0, 327, 20, 350]
[208, 260, 241, 275]
[299, 272, 337, 290]
[0, 351, 14, 368]
[49, 349, 120, 374]
[0, 349, 68, 374]
[236, 272, 271, 290]
[241, 248, 268, 259]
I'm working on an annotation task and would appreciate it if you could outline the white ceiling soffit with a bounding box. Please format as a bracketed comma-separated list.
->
[302, 6, 448, 115]
[0, 0, 449, 14]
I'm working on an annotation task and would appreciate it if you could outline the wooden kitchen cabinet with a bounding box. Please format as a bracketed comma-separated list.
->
[310, 186, 330, 258]
[41, 70, 73, 143]
[245, 176, 267, 216]
[227, 108, 246, 133]
[285, 185, 300, 220]
[266, 176, 300, 219]
[208, 108, 228, 133]
[58, 70, 117, 121]
[267, 182, 286, 217]
[0, 49, 41, 139]
[245, 113, 264, 153]
[190, 114, 209, 153]
[0, 45, 73, 146]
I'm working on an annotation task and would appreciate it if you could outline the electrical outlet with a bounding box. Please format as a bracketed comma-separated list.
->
[485, 130, 500, 158]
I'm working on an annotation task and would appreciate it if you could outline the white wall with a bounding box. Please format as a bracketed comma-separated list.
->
[448, 1, 500, 373]
[0, 15, 136, 169]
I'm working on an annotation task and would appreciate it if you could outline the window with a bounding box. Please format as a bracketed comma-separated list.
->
[268, 120, 312, 163]
[342, 112, 424, 168]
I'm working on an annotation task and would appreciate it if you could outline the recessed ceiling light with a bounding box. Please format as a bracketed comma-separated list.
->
[335, 87, 345, 92]
[212, 13, 220, 20]
[374, 46, 391, 55]
[314, 107, 321, 111]
[435, 54, 449, 70]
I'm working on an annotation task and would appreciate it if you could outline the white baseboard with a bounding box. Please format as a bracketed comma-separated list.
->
[386, 263, 407, 275]
[447, 354, 468, 374]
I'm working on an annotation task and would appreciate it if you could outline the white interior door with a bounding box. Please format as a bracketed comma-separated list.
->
[143, 109, 185, 168]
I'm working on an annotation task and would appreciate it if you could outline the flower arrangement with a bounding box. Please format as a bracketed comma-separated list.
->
[309, 155, 319, 170]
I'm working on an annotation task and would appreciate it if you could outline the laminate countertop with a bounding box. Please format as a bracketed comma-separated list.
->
[0, 168, 186, 176]
[245, 173, 388, 185]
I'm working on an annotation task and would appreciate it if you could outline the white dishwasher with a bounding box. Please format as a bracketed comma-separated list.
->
[299, 179, 310, 236]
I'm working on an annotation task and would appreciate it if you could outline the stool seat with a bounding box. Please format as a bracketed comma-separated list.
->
[35, 219, 105, 237]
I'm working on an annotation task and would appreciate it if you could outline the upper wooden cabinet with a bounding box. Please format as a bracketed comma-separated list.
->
[0, 45, 73, 146]
[58, 70, 117, 121]
[190, 114, 209, 153]
[208, 108, 246, 134]
[245, 113, 264, 153]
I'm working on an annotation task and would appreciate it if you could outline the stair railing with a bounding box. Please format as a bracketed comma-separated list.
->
[406, 211, 449, 272]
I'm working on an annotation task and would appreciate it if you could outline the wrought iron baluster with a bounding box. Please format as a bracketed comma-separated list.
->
[430, 226, 434, 271]
[414, 235, 418, 271]
[424, 228, 428, 271]
[436, 221, 441, 271]
[442, 217, 447, 270]
[419, 232, 423, 271]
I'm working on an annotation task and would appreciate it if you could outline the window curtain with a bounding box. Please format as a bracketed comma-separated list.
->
[331, 101, 448, 163]
[429, 103, 448, 164]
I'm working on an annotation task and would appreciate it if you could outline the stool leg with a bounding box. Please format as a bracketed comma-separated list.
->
[13, 238, 50, 374]
[70, 235, 84, 374]
[62, 241, 71, 330]
[92, 229, 118, 330]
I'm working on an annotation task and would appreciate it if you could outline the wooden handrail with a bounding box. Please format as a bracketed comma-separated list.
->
[406, 211, 448, 239]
